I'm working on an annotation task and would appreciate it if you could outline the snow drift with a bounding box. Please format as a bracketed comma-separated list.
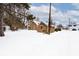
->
[0, 30, 79, 56]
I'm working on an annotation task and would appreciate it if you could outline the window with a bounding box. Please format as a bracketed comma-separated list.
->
[40, 26, 43, 29]
[68, 25, 72, 27]
[72, 29, 77, 31]
[73, 25, 76, 27]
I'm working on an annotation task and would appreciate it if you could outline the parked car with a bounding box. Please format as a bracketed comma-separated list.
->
[68, 24, 79, 31]
[55, 28, 61, 32]
[55, 24, 63, 32]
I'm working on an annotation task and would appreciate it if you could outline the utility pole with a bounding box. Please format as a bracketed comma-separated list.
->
[47, 3, 52, 34]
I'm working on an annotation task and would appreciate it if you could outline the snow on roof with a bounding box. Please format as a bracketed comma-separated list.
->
[33, 20, 40, 25]
[51, 25, 55, 27]
[34, 20, 55, 27]
[44, 22, 55, 27]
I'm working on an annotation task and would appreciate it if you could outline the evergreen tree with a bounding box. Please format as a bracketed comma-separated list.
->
[0, 3, 31, 36]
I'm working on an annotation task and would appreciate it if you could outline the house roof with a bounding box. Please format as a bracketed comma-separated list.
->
[33, 20, 55, 27]
[39, 22, 47, 26]
[33, 20, 40, 25]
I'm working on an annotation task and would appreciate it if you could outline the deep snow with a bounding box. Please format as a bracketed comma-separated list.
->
[0, 30, 79, 56]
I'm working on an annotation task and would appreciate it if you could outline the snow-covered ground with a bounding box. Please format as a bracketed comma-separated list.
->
[0, 30, 79, 56]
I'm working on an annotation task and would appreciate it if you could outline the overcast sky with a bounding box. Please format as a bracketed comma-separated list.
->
[30, 3, 79, 25]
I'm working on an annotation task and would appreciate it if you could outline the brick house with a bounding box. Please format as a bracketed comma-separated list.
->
[27, 20, 55, 33]
[27, 20, 37, 30]
[37, 22, 55, 33]
[49, 25, 55, 33]
[37, 22, 47, 33]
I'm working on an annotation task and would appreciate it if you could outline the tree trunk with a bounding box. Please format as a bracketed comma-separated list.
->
[23, 8, 26, 24]
[0, 7, 5, 36]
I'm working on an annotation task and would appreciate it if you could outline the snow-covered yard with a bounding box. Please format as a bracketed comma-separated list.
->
[0, 30, 79, 56]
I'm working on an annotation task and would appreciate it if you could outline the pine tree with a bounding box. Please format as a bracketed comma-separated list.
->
[0, 3, 31, 36]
